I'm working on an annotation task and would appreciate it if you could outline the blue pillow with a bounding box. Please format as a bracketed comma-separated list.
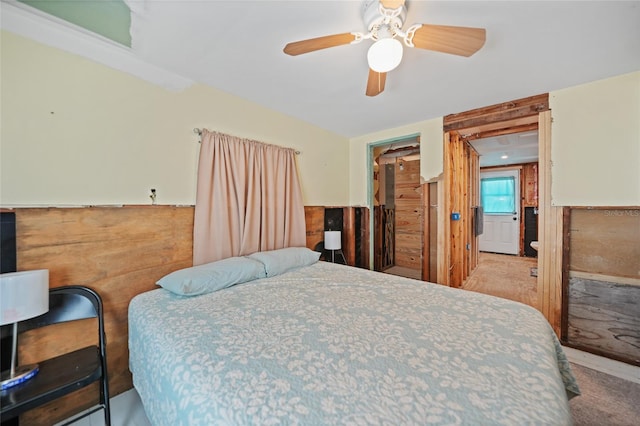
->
[247, 247, 320, 277]
[157, 256, 266, 296]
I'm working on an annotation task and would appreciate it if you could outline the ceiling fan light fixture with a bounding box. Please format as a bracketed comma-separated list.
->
[367, 38, 403, 73]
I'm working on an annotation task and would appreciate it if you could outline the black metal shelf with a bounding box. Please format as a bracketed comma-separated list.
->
[1, 346, 101, 420]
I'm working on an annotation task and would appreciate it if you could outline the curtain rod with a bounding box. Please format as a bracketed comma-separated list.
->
[193, 128, 300, 155]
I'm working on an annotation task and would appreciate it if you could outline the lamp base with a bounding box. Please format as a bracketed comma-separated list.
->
[0, 364, 40, 390]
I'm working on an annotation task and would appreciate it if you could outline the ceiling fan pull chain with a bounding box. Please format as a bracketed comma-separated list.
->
[403, 24, 423, 47]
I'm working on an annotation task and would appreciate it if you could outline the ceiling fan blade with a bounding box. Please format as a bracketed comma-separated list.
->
[412, 24, 486, 57]
[283, 33, 356, 56]
[380, 0, 405, 9]
[366, 69, 386, 97]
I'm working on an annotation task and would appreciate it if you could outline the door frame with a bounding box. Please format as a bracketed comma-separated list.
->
[441, 94, 564, 335]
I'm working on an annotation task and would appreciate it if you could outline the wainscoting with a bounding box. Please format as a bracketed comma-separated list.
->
[563, 207, 640, 366]
[7, 205, 366, 424]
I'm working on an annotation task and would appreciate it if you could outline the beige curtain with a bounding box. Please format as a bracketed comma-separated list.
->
[193, 130, 306, 265]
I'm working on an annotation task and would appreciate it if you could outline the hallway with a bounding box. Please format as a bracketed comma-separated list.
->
[462, 252, 538, 308]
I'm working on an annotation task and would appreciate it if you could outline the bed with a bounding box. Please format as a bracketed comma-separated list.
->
[129, 248, 579, 425]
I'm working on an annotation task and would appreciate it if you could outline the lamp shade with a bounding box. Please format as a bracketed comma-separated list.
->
[367, 38, 403, 73]
[0, 270, 49, 326]
[324, 231, 342, 250]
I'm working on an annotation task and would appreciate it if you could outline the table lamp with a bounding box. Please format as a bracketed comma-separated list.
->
[324, 231, 341, 263]
[0, 269, 49, 390]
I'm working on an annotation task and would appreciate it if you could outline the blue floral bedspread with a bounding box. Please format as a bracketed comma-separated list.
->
[129, 262, 578, 425]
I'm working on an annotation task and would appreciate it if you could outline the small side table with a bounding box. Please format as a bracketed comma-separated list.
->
[0, 346, 102, 421]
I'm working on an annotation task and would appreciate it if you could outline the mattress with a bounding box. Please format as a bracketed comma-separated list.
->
[129, 261, 578, 425]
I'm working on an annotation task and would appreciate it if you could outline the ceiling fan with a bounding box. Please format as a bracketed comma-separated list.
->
[283, 0, 486, 97]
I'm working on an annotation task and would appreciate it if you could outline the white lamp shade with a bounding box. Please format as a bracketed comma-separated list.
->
[0, 270, 49, 325]
[367, 38, 403, 73]
[324, 231, 342, 250]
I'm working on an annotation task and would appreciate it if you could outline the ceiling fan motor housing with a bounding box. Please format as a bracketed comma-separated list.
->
[362, 0, 406, 39]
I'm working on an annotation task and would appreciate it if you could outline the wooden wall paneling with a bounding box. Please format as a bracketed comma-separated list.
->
[462, 142, 471, 281]
[460, 141, 468, 282]
[564, 206, 639, 365]
[422, 183, 430, 282]
[452, 136, 461, 286]
[428, 183, 439, 283]
[373, 206, 382, 271]
[394, 159, 422, 274]
[342, 207, 356, 266]
[360, 207, 370, 270]
[11, 204, 369, 424]
[443, 94, 549, 133]
[445, 134, 456, 286]
[435, 180, 446, 285]
[459, 138, 468, 285]
[304, 206, 325, 251]
[448, 133, 466, 287]
[520, 162, 539, 256]
[566, 272, 640, 365]
[519, 166, 525, 256]
[441, 133, 452, 286]
[15, 206, 194, 424]
[561, 207, 572, 341]
[538, 111, 551, 323]
[447, 134, 456, 286]
[462, 122, 539, 142]
[523, 163, 539, 207]
[569, 208, 640, 278]
[304, 206, 370, 267]
[553, 206, 565, 334]
[537, 110, 564, 335]
[468, 148, 480, 275]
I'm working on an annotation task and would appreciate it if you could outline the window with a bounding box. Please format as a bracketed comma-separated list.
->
[481, 176, 516, 214]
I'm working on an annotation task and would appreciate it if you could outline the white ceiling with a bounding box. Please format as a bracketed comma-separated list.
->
[3, 1, 640, 138]
[471, 131, 539, 167]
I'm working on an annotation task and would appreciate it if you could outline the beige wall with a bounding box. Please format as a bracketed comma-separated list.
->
[348, 117, 443, 206]
[4, 31, 637, 211]
[550, 71, 640, 206]
[349, 72, 640, 208]
[0, 31, 349, 207]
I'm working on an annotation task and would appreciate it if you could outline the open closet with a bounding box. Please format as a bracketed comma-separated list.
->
[371, 136, 422, 280]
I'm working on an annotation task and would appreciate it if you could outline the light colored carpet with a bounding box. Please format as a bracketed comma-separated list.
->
[569, 362, 640, 426]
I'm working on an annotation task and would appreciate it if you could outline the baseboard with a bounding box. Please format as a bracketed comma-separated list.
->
[563, 346, 640, 385]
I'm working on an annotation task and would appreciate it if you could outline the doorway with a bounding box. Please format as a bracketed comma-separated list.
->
[470, 130, 539, 258]
[463, 131, 540, 307]
[369, 136, 422, 280]
[465, 130, 540, 303]
[442, 94, 548, 311]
